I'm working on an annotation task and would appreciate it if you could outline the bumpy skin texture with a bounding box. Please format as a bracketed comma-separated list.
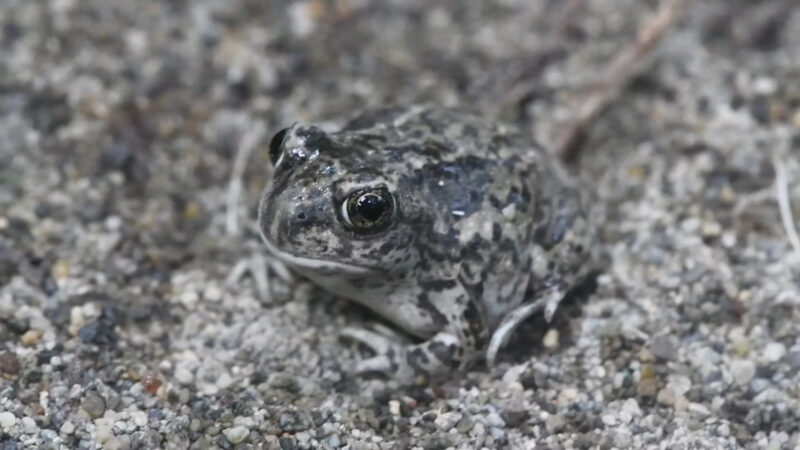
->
[259, 105, 593, 381]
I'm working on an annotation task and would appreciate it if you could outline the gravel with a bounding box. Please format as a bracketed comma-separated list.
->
[1, 0, 799, 449]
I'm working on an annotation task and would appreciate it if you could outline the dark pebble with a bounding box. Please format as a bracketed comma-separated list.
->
[750, 95, 771, 124]
[650, 335, 677, 361]
[279, 436, 296, 450]
[0, 440, 21, 450]
[0, 351, 21, 375]
[78, 319, 117, 346]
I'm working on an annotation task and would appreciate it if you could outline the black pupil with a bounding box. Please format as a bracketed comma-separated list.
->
[356, 194, 386, 222]
[269, 128, 289, 165]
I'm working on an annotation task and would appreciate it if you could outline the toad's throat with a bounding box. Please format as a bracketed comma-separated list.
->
[259, 233, 378, 276]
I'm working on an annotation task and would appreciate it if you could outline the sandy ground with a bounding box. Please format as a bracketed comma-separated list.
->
[1, 0, 800, 449]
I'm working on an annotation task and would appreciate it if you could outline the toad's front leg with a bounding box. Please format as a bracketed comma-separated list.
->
[340, 292, 487, 382]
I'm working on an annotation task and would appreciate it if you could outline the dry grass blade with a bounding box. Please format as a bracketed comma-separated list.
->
[773, 157, 800, 255]
[226, 121, 267, 237]
[555, 0, 685, 161]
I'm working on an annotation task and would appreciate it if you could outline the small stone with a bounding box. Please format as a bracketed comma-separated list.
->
[82, 392, 107, 418]
[434, 412, 460, 430]
[223, 426, 249, 444]
[0, 412, 17, 430]
[657, 387, 675, 406]
[20, 329, 44, 346]
[731, 359, 756, 386]
[60, 421, 76, 435]
[326, 434, 341, 448]
[542, 329, 559, 349]
[131, 411, 147, 428]
[650, 335, 677, 361]
[0, 351, 21, 375]
[142, 375, 162, 395]
[485, 412, 505, 428]
[787, 351, 800, 371]
[601, 414, 617, 426]
[688, 403, 711, 420]
[638, 347, 655, 362]
[174, 366, 194, 385]
[762, 342, 786, 363]
[673, 393, 689, 412]
[21, 417, 37, 433]
[545, 415, 566, 433]
[388, 400, 401, 417]
[279, 436, 296, 450]
[637, 378, 658, 397]
[456, 416, 475, 433]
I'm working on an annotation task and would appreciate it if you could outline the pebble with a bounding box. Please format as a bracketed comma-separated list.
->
[0, 351, 21, 375]
[60, 421, 76, 435]
[21, 416, 37, 433]
[637, 378, 658, 397]
[787, 351, 800, 370]
[434, 412, 460, 430]
[762, 342, 786, 363]
[688, 403, 711, 420]
[731, 359, 756, 386]
[0, 412, 17, 430]
[657, 387, 675, 406]
[82, 392, 107, 418]
[485, 412, 505, 428]
[223, 426, 250, 444]
[650, 335, 677, 361]
[542, 329, 559, 349]
[601, 414, 617, 426]
[21, 329, 44, 346]
[388, 400, 401, 416]
[174, 366, 194, 385]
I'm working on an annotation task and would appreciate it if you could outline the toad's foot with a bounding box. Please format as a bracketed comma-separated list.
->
[341, 327, 467, 383]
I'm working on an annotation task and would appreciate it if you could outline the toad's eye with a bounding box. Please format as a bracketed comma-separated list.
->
[269, 127, 290, 166]
[340, 187, 396, 234]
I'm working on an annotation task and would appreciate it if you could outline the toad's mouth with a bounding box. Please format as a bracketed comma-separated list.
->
[259, 233, 378, 276]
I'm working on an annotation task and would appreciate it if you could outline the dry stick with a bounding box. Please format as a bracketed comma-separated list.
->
[773, 157, 800, 255]
[225, 121, 267, 237]
[554, 0, 685, 161]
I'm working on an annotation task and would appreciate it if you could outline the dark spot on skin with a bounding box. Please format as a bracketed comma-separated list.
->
[419, 279, 458, 292]
[407, 349, 429, 374]
[429, 341, 458, 369]
[416, 293, 448, 327]
[492, 223, 502, 242]
[463, 299, 487, 348]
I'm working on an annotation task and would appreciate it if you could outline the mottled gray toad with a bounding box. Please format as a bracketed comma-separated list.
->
[258, 105, 595, 381]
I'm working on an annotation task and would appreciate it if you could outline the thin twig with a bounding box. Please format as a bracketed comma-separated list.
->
[773, 157, 800, 255]
[555, 0, 685, 161]
[225, 121, 266, 237]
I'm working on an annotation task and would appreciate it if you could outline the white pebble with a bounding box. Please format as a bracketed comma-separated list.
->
[388, 400, 401, 416]
[763, 342, 786, 363]
[174, 366, 195, 385]
[21, 416, 38, 433]
[131, 411, 148, 428]
[224, 426, 250, 444]
[601, 414, 617, 426]
[0, 412, 17, 431]
[60, 421, 76, 435]
[731, 359, 756, 385]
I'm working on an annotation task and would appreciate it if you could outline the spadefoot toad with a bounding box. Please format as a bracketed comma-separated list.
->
[258, 105, 595, 381]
